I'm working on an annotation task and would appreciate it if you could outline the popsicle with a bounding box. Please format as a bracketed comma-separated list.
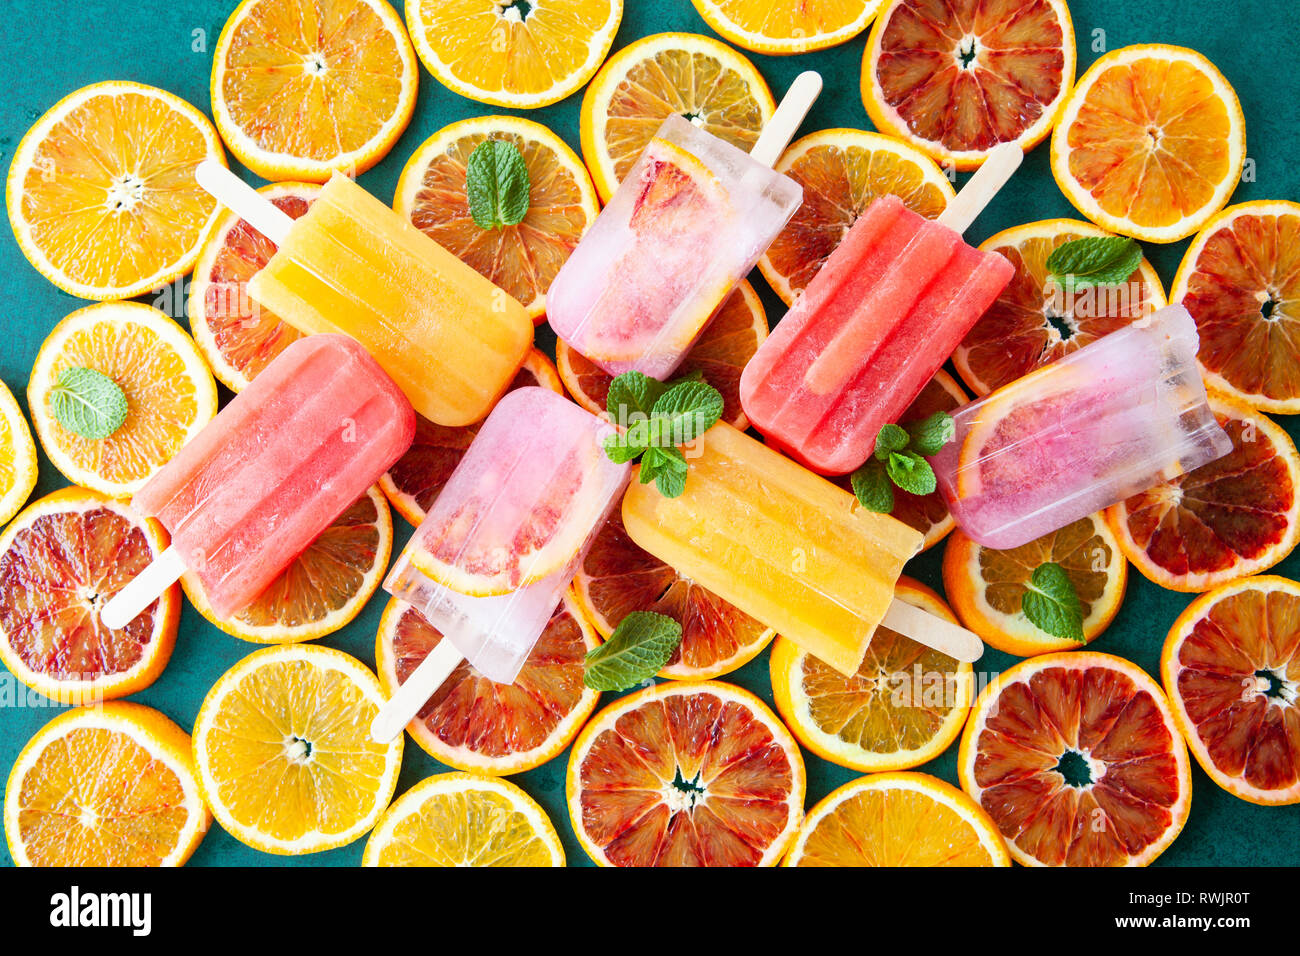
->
[621, 422, 984, 676]
[740, 143, 1023, 475]
[546, 72, 821, 380]
[369, 387, 629, 742]
[101, 335, 415, 627]
[194, 161, 532, 427]
[931, 304, 1233, 550]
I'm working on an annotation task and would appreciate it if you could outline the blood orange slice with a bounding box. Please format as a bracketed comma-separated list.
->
[1162, 576, 1300, 805]
[959, 651, 1192, 866]
[567, 681, 805, 866]
[374, 593, 601, 775]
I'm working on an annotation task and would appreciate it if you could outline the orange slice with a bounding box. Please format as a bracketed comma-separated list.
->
[692, 0, 883, 55]
[953, 219, 1167, 397]
[4, 702, 210, 867]
[1050, 45, 1246, 243]
[380, 350, 562, 527]
[558, 279, 767, 430]
[1106, 394, 1300, 592]
[1172, 201, 1300, 414]
[375, 593, 600, 774]
[188, 182, 317, 392]
[6, 81, 224, 300]
[784, 772, 1010, 866]
[770, 578, 974, 772]
[959, 651, 1192, 866]
[1162, 576, 1300, 806]
[571, 510, 773, 681]
[862, 0, 1076, 170]
[580, 32, 775, 202]
[210, 0, 418, 181]
[943, 514, 1128, 657]
[567, 681, 805, 866]
[0, 379, 37, 529]
[757, 129, 953, 306]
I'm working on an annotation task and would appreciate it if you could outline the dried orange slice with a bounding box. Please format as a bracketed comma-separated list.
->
[571, 510, 773, 681]
[394, 116, 599, 323]
[785, 772, 1010, 866]
[1162, 576, 1300, 805]
[4, 702, 210, 867]
[0, 488, 178, 704]
[189, 182, 317, 392]
[183, 486, 391, 643]
[407, 0, 621, 109]
[862, 0, 1075, 170]
[581, 32, 775, 201]
[953, 219, 1167, 397]
[0, 379, 37, 529]
[375, 593, 600, 774]
[1106, 394, 1300, 592]
[380, 350, 562, 526]
[943, 514, 1127, 657]
[567, 680, 804, 866]
[959, 651, 1192, 867]
[211, 0, 418, 181]
[692, 0, 883, 55]
[6, 81, 224, 300]
[757, 129, 953, 305]
[1171, 201, 1300, 414]
[770, 579, 973, 772]
[1050, 45, 1246, 243]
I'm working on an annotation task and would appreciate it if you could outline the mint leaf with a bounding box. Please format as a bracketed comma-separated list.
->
[906, 411, 955, 457]
[1046, 236, 1143, 290]
[651, 380, 724, 446]
[886, 451, 936, 496]
[466, 140, 530, 230]
[606, 371, 666, 424]
[851, 460, 895, 513]
[1022, 562, 1085, 643]
[602, 433, 644, 463]
[643, 445, 688, 498]
[874, 423, 910, 460]
[584, 611, 683, 691]
[49, 367, 128, 441]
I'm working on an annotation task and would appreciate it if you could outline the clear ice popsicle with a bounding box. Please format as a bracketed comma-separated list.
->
[931, 304, 1233, 550]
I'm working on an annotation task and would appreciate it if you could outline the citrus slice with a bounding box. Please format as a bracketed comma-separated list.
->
[183, 486, 391, 643]
[1162, 576, 1300, 805]
[6, 81, 224, 300]
[692, 0, 882, 54]
[958, 651, 1192, 866]
[953, 219, 1167, 397]
[1171, 201, 1300, 413]
[5, 702, 210, 867]
[581, 31, 775, 201]
[380, 350, 562, 526]
[567, 680, 805, 866]
[363, 772, 564, 866]
[571, 510, 773, 681]
[784, 772, 1010, 866]
[770, 578, 974, 772]
[1106, 394, 1300, 592]
[394, 116, 599, 323]
[1050, 45, 1246, 243]
[407, 0, 621, 109]
[193, 644, 402, 854]
[0, 488, 179, 704]
[188, 182, 317, 392]
[943, 514, 1128, 657]
[558, 279, 767, 430]
[862, 0, 1076, 170]
[27, 303, 218, 498]
[0, 379, 37, 529]
[757, 129, 954, 305]
[375, 593, 601, 774]
[211, 0, 418, 180]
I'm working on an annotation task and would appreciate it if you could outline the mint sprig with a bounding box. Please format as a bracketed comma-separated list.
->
[1021, 562, 1085, 643]
[48, 367, 128, 441]
[583, 611, 683, 691]
[603, 371, 724, 498]
[850, 411, 953, 513]
[1046, 236, 1143, 291]
[466, 140, 530, 229]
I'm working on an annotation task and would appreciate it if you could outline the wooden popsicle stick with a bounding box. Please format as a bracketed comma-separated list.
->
[935, 141, 1024, 235]
[881, 598, 984, 663]
[99, 545, 188, 630]
[369, 639, 464, 743]
[195, 159, 295, 245]
[748, 71, 823, 168]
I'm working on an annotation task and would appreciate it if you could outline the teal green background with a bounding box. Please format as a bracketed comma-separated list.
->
[1, 0, 1297, 867]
